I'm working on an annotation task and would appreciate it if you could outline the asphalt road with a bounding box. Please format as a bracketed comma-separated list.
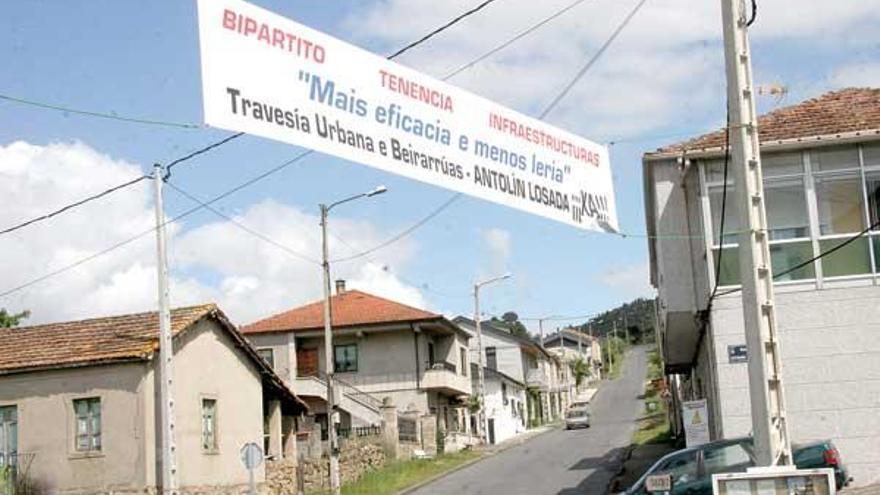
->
[410, 346, 649, 495]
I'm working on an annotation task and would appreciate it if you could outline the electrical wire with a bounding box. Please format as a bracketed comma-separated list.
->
[164, 180, 320, 265]
[0, 93, 201, 129]
[165, 132, 245, 176]
[747, 0, 758, 27]
[387, 0, 501, 59]
[0, 175, 150, 236]
[443, 0, 592, 79]
[538, 0, 648, 119]
[714, 217, 880, 298]
[709, 107, 732, 300]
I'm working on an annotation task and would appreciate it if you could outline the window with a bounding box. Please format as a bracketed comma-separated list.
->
[459, 347, 467, 376]
[427, 342, 435, 367]
[703, 145, 880, 287]
[334, 344, 358, 372]
[73, 397, 101, 452]
[702, 443, 753, 476]
[257, 348, 275, 369]
[651, 451, 698, 493]
[502, 382, 508, 405]
[201, 398, 218, 452]
[486, 347, 497, 371]
[0, 406, 17, 467]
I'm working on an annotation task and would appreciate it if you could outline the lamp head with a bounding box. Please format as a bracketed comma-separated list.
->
[366, 185, 388, 197]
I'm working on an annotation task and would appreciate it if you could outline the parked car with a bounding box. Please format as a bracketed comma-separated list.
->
[565, 407, 591, 429]
[623, 437, 849, 495]
[569, 400, 590, 410]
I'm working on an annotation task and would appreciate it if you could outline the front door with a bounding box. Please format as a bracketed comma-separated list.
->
[487, 418, 496, 445]
[0, 406, 16, 465]
[297, 348, 319, 377]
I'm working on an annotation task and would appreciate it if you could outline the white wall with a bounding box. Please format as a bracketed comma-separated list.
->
[482, 377, 526, 444]
[469, 330, 526, 382]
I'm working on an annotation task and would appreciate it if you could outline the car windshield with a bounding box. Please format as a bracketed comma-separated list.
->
[567, 409, 587, 418]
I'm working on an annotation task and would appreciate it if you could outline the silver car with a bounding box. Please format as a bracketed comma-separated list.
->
[565, 407, 591, 429]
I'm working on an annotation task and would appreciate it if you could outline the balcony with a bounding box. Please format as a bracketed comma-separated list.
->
[422, 362, 471, 396]
[526, 368, 549, 390]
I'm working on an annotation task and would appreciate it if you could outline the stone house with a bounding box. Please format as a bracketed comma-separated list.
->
[0, 304, 307, 494]
[242, 282, 472, 440]
[643, 88, 880, 485]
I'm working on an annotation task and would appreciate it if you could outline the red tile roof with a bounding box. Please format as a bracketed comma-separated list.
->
[242, 290, 440, 334]
[0, 304, 216, 374]
[648, 88, 880, 156]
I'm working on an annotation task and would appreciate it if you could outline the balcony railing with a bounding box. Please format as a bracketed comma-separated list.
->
[425, 361, 457, 373]
[422, 363, 470, 395]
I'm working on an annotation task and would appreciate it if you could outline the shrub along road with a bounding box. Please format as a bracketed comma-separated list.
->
[407, 346, 649, 495]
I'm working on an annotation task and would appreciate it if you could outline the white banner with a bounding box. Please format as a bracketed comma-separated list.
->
[682, 399, 710, 447]
[197, 0, 618, 232]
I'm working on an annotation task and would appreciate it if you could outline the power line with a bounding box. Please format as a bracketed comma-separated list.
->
[443, 0, 592, 79]
[715, 217, 880, 298]
[0, 174, 150, 236]
[331, 193, 463, 263]
[387, 0, 501, 59]
[710, 107, 732, 300]
[0, 93, 201, 129]
[0, 132, 244, 238]
[539, 0, 648, 119]
[164, 180, 320, 265]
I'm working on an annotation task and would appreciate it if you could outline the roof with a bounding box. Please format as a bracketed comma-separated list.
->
[0, 304, 215, 374]
[544, 328, 593, 346]
[242, 289, 441, 334]
[453, 316, 553, 359]
[645, 88, 880, 159]
[470, 363, 525, 387]
[0, 304, 308, 412]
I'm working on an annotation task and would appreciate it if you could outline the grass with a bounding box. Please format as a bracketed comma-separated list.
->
[632, 347, 672, 446]
[311, 449, 483, 495]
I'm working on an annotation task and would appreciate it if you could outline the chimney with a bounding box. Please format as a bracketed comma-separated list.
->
[335, 279, 346, 294]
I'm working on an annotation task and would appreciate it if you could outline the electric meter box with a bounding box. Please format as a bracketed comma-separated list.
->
[713, 467, 836, 495]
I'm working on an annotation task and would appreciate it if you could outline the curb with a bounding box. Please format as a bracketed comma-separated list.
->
[606, 444, 636, 495]
[395, 425, 559, 495]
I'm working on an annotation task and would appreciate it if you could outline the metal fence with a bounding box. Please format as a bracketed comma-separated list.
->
[337, 425, 381, 439]
[398, 415, 417, 443]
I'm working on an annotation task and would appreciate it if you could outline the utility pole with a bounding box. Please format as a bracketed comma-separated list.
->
[319, 185, 387, 495]
[721, 0, 792, 466]
[538, 318, 545, 348]
[623, 312, 630, 345]
[474, 274, 511, 443]
[319, 203, 341, 494]
[153, 164, 178, 494]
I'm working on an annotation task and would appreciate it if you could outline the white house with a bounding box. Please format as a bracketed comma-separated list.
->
[643, 87, 880, 486]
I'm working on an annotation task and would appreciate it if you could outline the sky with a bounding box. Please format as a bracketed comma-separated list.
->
[1, 0, 879, 331]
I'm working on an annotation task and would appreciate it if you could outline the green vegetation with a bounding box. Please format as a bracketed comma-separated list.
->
[603, 336, 628, 379]
[568, 357, 591, 387]
[0, 308, 30, 328]
[632, 347, 671, 445]
[489, 311, 531, 339]
[316, 450, 482, 495]
[576, 298, 656, 344]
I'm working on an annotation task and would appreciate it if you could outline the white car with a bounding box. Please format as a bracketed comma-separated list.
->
[564, 407, 591, 429]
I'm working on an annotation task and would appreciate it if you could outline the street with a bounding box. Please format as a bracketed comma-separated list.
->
[410, 346, 649, 495]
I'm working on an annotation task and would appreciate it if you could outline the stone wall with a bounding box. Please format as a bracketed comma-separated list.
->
[294, 436, 386, 494]
[266, 458, 299, 495]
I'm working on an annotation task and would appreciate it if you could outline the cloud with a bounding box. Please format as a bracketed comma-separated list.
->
[0, 140, 426, 326]
[482, 227, 512, 276]
[598, 262, 654, 302]
[342, 0, 880, 142]
[830, 62, 880, 88]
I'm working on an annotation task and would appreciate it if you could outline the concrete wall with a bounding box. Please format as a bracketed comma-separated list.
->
[162, 319, 266, 489]
[482, 377, 526, 444]
[710, 286, 880, 485]
[246, 331, 294, 382]
[0, 363, 149, 494]
[469, 330, 526, 382]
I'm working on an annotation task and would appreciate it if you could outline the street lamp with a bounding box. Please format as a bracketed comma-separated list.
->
[473, 272, 511, 444]
[320, 185, 387, 495]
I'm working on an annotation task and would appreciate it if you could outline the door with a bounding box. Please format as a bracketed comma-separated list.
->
[487, 419, 496, 445]
[427, 342, 435, 368]
[297, 348, 319, 377]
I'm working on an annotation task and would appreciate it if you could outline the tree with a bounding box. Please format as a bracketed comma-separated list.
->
[490, 311, 530, 339]
[0, 309, 29, 328]
[569, 357, 591, 388]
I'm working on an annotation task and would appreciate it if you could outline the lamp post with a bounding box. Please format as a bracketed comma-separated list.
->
[473, 273, 511, 443]
[320, 185, 387, 495]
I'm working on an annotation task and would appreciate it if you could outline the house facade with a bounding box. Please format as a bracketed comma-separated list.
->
[471, 364, 527, 445]
[643, 88, 880, 486]
[0, 304, 306, 494]
[453, 317, 570, 429]
[543, 328, 603, 384]
[242, 282, 472, 439]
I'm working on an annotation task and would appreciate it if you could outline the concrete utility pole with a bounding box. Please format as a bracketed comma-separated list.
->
[474, 273, 511, 443]
[721, 0, 792, 466]
[320, 185, 387, 495]
[153, 164, 178, 494]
